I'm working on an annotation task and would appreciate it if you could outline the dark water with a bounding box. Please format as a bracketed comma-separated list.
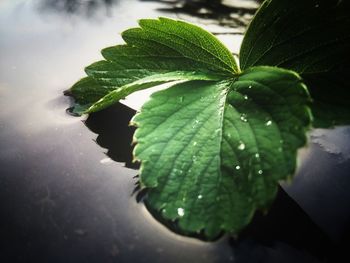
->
[0, 0, 349, 262]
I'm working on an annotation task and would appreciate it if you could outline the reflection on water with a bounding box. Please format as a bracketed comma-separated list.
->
[140, 0, 260, 34]
[38, 0, 119, 17]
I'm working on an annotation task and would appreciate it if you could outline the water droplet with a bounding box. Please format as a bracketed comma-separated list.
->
[192, 155, 197, 162]
[197, 195, 203, 199]
[238, 142, 245, 150]
[315, 4, 319, 8]
[177, 208, 185, 217]
[227, 133, 231, 138]
[193, 141, 197, 146]
[265, 120, 272, 126]
[278, 147, 283, 152]
[195, 119, 199, 124]
[235, 165, 241, 170]
[248, 85, 252, 89]
[243, 95, 248, 100]
[255, 153, 260, 158]
[258, 170, 263, 175]
[240, 114, 248, 122]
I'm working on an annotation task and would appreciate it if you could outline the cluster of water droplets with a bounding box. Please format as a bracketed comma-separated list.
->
[278, 139, 284, 152]
[233, 148, 265, 181]
[192, 155, 197, 163]
[254, 150, 263, 176]
[172, 168, 184, 176]
[192, 119, 200, 129]
[240, 113, 248, 122]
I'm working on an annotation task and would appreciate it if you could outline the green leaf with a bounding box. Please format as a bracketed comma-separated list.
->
[68, 17, 238, 113]
[132, 66, 311, 238]
[124, 17, 239, 74]
[86, 71, 221, 113]
[67, 77, 113, 105]
[240, 0, 350, 126]
[64, 77, 115, 114]
[240, 0, 350, 74]
[67, 16, 320, 238]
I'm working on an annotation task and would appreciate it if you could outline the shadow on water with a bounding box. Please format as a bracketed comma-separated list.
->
[82, 102, 345, 263]
[139, 0, 261, 32]
[38, 0, 119, 17]
[84, 103, 139, 170]
[232, 187, 334, 263]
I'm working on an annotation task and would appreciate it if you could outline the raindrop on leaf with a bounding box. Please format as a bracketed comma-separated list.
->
[240, 114, 248, 122]
[238, 142, 245, 150]
[177, 208, 185, 217]
[265, 120, 272, 126]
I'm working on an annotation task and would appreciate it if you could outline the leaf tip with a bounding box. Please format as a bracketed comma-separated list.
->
[63, 88, 73, 96]
[129, 120, 138, 127]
